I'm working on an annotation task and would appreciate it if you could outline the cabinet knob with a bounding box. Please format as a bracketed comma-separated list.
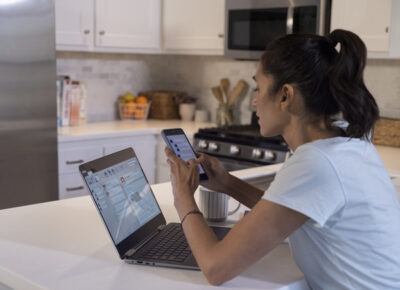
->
[385, 27, 389, 33]
[218, 33, 224, 38]
[99, 30, 105, 35]
[83, 29, 90, 35]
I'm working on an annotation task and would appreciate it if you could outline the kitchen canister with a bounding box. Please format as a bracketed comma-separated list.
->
[179, 103, 196, 121]
[194, 110, 209, 122]
[199, 186, 240, 222]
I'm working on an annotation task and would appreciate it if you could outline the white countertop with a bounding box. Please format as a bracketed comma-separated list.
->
[58, 120, 400, 172]
[0, 166, 309, 290]
[58, 120, 215, 142]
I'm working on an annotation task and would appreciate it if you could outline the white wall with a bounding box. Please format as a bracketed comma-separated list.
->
[56, 52, 400, 123]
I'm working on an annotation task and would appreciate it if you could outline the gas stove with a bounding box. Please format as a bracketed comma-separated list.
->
[193, 124, 290, 170]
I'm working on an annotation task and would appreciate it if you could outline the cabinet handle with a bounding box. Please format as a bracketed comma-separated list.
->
[66, 186, 84, 192]
[99, 30, 105, 35]
[218, 33, 224, 38]
[66, 159, 84, 165]
[83, 29, 90, 35]
[385, 27, 389, 33]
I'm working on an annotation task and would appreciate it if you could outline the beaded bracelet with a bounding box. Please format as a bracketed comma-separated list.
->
[181, 209, 203, 225]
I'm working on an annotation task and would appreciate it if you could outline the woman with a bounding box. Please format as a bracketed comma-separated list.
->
[165, 29, 400, 289]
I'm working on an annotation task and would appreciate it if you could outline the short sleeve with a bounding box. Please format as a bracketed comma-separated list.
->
[263, 147, 346, 227]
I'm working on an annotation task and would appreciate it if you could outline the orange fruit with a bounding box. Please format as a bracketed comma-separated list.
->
[123, 102, 136, 117]
[135, 96, 148, 104]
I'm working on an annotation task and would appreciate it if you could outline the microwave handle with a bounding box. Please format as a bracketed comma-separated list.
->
[286, 7, 294, 34]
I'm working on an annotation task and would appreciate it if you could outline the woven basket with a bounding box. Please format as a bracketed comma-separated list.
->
[373, 117, 400, 147]
[138, 91, 187, 120]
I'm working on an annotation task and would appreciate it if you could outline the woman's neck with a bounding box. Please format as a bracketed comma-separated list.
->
[282, 117, 342, 151]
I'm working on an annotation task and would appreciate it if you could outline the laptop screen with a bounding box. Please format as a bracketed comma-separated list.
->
[81, 155, 161, 244]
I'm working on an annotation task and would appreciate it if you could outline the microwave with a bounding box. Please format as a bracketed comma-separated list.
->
[225, 0, 331, 60]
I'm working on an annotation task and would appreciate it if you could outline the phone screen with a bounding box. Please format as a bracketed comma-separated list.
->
[165, 134, 206, 175]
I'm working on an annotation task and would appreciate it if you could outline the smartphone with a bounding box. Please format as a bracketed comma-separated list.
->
[161, 128, 208, 181]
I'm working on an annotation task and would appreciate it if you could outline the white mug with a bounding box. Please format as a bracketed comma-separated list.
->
[179, 103, 196, 121]
[199, 186, 240, 222]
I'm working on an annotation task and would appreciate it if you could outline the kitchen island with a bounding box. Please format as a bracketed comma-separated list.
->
[1, 153, 400, 289]
[0, 166, 308, 290]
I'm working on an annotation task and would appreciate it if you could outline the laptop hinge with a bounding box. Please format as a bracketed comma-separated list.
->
[123, 224, 167, 259]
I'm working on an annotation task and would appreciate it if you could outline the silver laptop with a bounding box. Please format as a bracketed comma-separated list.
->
[79, 147, 229, 270]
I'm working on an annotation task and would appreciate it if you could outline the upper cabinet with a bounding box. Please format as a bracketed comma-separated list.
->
[95, 0, 160, 51]
[55, 0, 94, 51]
[55, 0, 224, 55]
[331, 0, 400, 58]
[162, 0, 224, 55]
[55, 0, 161, 53]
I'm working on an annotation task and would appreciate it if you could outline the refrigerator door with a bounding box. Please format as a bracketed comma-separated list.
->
[0, 0, 58, 209]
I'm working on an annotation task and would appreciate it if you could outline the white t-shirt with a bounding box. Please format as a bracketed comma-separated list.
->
[263, 137, 400, 290]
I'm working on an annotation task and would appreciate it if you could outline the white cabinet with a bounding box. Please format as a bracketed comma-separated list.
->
[58, 133, 157, 200]
[55, 0, 161, 53]
[162, 0, 225, 55]
[95, 0, 160, 50]
[155, 133, 194, 184]
[331, 0, 400, 58]
[55, 0, 224, 55]
[55, 0, 94, 50]
[102, 135, 156, 184]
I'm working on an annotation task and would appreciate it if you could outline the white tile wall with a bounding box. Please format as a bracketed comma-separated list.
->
[56, 52, 400, 123]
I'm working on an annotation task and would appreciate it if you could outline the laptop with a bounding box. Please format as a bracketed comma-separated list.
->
[79, 147, 229, 270]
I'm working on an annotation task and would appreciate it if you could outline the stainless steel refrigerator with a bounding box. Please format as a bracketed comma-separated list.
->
[0, 0, 58, 209]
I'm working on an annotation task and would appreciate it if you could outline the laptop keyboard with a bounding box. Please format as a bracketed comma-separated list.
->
[137, 224, 191, 263]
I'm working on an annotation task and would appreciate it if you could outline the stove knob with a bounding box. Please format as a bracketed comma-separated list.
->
[229, 145, 240, 155]
[263, 150, 276, 162]
[198, 140, 208, 150]
[252, 148, 264, 159]
[208, 142, 219, 152]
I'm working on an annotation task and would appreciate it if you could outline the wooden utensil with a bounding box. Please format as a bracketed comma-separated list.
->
[220, 78, 230, 103]
[227, 80, 248, 106]
[211, 86, 224, 105]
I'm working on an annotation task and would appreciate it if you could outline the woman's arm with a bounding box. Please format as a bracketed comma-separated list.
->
[165, 148, 308, 285]
[197, 153, 264, 208]
[176, 195, 308, 285]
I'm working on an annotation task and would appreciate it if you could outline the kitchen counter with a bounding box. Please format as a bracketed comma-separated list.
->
[58, 120, 215, 142]
[0, 160, 399, 289]
[58, 120, 400, 172]
[0, 166, 308, 290]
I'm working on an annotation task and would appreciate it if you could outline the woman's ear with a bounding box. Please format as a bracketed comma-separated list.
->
[279, 84, 294, 111]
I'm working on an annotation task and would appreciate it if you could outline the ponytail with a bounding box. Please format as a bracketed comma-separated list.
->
[261, 29, 379, 140]
[328, 29, 379, 139]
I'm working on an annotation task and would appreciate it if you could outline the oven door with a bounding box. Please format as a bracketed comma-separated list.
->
[225, 0, 325, 60]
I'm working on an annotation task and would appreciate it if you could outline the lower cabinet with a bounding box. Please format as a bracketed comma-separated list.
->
[155, 133, 194, 183]
[58, 133, 157, 200]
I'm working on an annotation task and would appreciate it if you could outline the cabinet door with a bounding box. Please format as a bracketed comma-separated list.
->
[331, 0, 391, 52]
[59, 172, 90, 199]
[163, 0, 224, 53]
[103, 135, 157, 184]
[95, 0, 161, 49]
[55, 0, 94, 50]
[58, 144, 103, 174]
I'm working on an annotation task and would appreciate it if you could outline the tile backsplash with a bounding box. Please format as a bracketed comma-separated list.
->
[56, 52, 400, 123]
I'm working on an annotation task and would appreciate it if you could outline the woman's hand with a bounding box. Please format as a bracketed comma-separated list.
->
[165, 147, 200, 203]
[197, 152, 231, 194]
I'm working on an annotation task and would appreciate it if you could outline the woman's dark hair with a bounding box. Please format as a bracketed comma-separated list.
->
[261, 29, 379, 140]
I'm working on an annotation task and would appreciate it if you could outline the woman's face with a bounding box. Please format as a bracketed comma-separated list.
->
[252, 63, 288, 137]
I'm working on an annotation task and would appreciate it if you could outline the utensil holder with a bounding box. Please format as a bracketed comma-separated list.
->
[216, 104, 233, 126]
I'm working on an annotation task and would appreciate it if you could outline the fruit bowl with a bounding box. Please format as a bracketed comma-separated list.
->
[119, 101, 151, 120]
